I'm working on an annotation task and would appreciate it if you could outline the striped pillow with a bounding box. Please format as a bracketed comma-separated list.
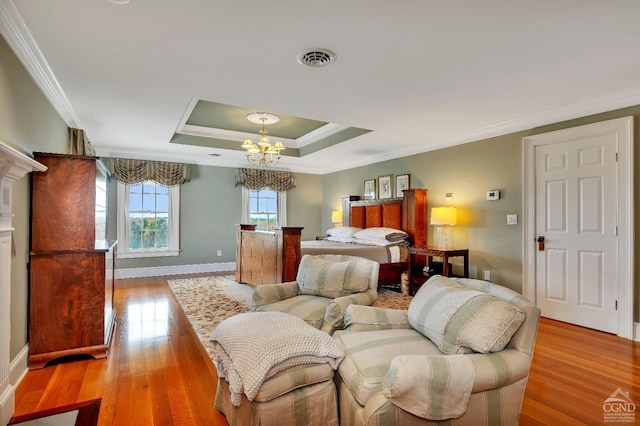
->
[408, 275, 525, 354]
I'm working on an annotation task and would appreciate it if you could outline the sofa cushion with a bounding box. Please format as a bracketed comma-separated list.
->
[408, 275, 525, 354]
[254, 363, 335, 402]
[255, 295, 329, 329]
[333, 329, 442, 406]
[298, 255, 372, 298]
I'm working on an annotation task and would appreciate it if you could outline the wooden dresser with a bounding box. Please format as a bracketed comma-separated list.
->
[236, 225, 303, 286]
[29, 153, 116, 369]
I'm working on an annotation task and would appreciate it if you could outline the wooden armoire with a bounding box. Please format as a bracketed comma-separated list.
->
[29, 152, 117, 369]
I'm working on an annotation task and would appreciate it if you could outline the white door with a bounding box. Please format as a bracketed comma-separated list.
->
[534, 129, 618, 333]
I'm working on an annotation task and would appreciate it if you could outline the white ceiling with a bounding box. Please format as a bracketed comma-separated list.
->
[2, 0, 640, 174]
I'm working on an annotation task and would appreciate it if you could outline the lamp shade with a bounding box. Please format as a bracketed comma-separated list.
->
[430, 207, 457, 226]
[331, 210, 342, 224]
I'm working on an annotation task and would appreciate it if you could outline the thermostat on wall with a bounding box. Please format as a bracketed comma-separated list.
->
[486, 190, 500, 201]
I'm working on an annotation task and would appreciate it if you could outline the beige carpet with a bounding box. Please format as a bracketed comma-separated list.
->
[167, 275, 412, 361]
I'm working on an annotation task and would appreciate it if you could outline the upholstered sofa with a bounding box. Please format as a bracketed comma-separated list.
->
[333, 275, 541, 425]
[253, 254, 379, 333]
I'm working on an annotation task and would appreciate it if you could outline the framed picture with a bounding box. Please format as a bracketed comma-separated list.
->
[364, 179, 376, 199]
[378, 175, 392, 199]
[395, 174, 410, 197]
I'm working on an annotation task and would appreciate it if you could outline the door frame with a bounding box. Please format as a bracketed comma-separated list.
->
[522, 116, 634, 340]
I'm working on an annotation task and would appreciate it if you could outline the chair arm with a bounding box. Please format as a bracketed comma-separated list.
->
[324, 289, 377, 329]
[381, 350, 532, 421]
[343, 305, 411, 331]
[382, 354, 475, 421]
[252, 281, 300, 306]
[467, 349, 532, 393]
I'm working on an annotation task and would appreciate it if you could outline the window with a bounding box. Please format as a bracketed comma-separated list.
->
[242, 187, 286, 230]
[117, 181, 180, 258]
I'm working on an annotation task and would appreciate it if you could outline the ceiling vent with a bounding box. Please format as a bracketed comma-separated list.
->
[297, 48, 337, 68]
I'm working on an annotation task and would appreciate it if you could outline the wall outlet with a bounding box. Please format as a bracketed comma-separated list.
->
[217, 249, 222, 257]
[483, 270, 491, 281]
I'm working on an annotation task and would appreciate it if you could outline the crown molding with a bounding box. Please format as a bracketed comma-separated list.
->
[294, 123, 351, 147]
[180, 124, 297, 146]
[0, 0, 80, 128]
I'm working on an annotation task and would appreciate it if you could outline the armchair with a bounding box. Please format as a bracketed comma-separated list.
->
[253, 254, 379, 334]
[333, 275, 541, 425]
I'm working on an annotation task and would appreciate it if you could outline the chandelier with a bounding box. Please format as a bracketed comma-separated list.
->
[241, 112, 285, 167]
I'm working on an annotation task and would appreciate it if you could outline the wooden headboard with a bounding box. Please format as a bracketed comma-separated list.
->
[341, 189, 427, 246]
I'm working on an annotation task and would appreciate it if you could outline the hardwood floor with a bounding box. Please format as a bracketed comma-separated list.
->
[11, 275, 640, 425]
[12, 275, 228, 426]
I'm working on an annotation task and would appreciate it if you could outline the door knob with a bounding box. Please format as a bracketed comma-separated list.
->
[536, 236, 545, 251]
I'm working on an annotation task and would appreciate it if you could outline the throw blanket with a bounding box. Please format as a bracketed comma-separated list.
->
[211, 312, 345, 406]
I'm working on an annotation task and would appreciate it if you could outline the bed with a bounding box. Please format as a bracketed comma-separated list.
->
[301, 189, 427, 286]
[235, 189, 427, 287]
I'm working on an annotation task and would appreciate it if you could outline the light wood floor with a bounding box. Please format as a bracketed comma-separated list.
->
[11, 275, 640, 425]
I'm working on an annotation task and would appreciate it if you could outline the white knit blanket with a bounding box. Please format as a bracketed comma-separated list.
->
[211, 312, 345, 406]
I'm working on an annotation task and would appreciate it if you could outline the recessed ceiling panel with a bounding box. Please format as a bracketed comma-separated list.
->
[186, 100, 327, 139]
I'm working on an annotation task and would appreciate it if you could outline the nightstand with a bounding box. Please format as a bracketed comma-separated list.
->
[408, 246, 469, 294]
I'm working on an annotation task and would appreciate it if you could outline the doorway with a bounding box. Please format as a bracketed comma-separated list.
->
[523, 116, 634, 339]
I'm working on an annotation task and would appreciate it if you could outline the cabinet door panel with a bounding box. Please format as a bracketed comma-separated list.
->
[29, 253, 105, 354]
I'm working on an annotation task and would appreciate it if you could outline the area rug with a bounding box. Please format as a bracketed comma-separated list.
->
[167, 275, 254, 359]
[167, 275, 412, 361]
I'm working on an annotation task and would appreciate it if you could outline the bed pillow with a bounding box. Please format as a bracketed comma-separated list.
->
[408, 275, 525, 354]
[327, 226, 363, 238]
[354, 227, 408, 242]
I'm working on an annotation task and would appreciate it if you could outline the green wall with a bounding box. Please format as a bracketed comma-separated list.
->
[113, 165, 323, 270]
[1, 35, 68, 360]
[322, 134, 523, 291]
[324, 105, 640, 319]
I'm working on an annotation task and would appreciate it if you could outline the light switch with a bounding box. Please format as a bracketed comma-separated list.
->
[507, 214, 518, 225]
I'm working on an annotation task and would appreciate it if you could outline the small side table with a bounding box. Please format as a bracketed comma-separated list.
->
[408, 246, 469, 294]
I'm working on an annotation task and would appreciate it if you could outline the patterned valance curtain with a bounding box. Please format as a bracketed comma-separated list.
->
[235, 168, 296, 192]
[68, 128, 96, 156]
[107, 158, 191, 186]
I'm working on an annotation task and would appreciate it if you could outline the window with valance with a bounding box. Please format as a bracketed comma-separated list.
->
[107, 158, 191, 186]
[235, 168, 295, 229]
[235, 168, 296, 192]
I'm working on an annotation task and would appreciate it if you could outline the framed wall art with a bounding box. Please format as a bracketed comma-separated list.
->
[395, 174, 410, 197]
[378, 175, 392, 199]
[364, 179, 376, 199]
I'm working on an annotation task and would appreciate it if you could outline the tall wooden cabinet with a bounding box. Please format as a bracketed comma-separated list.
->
[29, 153, 116, 369]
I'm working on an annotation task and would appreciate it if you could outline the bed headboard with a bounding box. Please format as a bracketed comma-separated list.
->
[341, 189, 427, 246]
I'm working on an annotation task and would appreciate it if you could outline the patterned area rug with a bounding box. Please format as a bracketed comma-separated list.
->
[167, 275, 412, 361]
[167, 276, 254, 360]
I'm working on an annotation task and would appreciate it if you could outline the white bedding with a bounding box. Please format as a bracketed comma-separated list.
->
[301, 240, 408, 264]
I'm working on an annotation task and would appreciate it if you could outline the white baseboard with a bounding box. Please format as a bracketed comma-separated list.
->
[115, 262, 236, 279]
[634, 322, 640, 342]
[1, 344, 28, 425]
[10, 344, 28, 389]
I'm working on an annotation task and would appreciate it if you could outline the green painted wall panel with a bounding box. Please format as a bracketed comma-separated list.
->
[0, 34, 68, 360]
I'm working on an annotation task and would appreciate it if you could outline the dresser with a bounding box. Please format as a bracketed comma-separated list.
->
[29, 153, 116, 369]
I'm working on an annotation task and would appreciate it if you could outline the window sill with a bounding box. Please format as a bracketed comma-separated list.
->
[117, 249, 180, 259]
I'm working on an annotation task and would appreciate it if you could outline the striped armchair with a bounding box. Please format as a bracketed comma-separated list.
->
[253, 254, 379, 334]
[333, 275, 541, 425]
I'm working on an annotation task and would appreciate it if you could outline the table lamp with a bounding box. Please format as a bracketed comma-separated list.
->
[331, 210, 342, 226]
[430, 207, 457, 249]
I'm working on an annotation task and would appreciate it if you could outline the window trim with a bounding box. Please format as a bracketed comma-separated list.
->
[117, 181, 180, 258]
[242, 187, 287, 229]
